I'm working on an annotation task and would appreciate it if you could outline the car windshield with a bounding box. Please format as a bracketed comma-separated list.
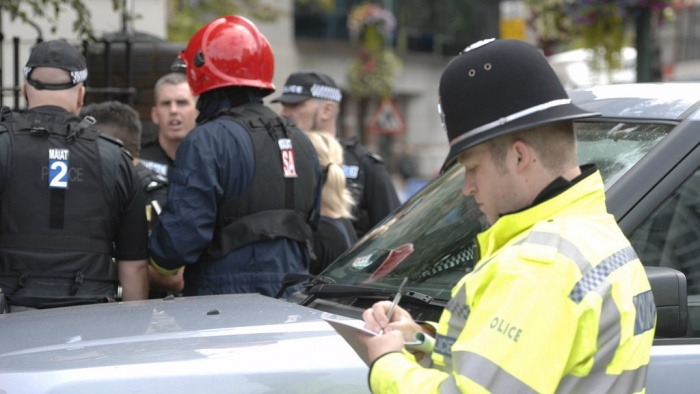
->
[322, 121, 672, 301]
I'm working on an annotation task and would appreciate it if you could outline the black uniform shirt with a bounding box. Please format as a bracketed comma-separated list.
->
[341, 137, 400, 238]
[311, 217, 358, 275]
[140, 138, 172, 178]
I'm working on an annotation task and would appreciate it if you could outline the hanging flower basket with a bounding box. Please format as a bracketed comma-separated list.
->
[346, 3, 402, 98]
[525, 0, 679, 67]
[347, 3, 397, 41]
[348, 48, 402, 98]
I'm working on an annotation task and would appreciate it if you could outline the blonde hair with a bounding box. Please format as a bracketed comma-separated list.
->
[305, 131, 355, 219]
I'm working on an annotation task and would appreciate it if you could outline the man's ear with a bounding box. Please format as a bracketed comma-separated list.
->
[319, 101, 334, 121]
[21, 83, 28, 105]
[512, 140, 532, 172]
[150, 106, 160, 125]
[77, 85, 85, 110]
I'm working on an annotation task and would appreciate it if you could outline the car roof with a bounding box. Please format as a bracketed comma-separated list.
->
[569, 83, 700, 121]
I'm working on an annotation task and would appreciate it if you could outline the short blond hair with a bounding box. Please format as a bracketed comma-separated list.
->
[305, 131, 355, 219]
[490, 120, 578, 173]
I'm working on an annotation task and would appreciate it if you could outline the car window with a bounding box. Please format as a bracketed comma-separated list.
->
[629, 169, 700, 337]
[576, 122, 670, 187]
[322, 121, 671, 306]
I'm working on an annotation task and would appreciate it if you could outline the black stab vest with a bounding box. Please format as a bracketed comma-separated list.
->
[204, 104, 319, 259]
[0, 109, 121, 308]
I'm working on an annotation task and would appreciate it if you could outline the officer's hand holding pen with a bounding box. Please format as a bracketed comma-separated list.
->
[362, 277, 416, 335]
[360, 278, 425, 363]
[379, 277, 408, 334]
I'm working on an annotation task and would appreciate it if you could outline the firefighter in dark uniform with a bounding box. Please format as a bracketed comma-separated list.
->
[148, 16, 323, 298]
[0, 40, 149, 311]
[273, 72, 400, 238]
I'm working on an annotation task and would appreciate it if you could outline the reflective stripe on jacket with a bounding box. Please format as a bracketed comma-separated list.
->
[369, 169, 655, 393]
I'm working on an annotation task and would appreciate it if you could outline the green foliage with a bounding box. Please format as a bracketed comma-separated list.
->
[0, 0, 287, 43]
[295, 0, 335, 12]
[348, 48, 402, 99]
[580, 8, 627, 69]
[524, 0, 677, 69]
[167, 0, 282, 43]
[0, 0, 129, 40]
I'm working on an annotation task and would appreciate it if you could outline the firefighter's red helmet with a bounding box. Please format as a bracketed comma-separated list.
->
[180, 15, 275, 96]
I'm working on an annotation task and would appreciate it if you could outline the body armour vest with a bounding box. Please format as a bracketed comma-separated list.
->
[0, 109, 120, 308]
[205, 104, 319, 259]
[341, 137, 370, 233]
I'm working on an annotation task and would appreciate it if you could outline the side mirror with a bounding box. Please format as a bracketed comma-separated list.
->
[646, 266, 688, 338]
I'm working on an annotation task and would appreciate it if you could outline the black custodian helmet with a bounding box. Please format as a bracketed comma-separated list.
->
[438, 39, 598, 172]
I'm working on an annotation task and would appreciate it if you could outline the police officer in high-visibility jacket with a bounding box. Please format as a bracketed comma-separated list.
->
[360, 39, 656, 393]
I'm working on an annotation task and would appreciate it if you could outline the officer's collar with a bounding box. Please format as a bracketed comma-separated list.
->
[499, 164, 597, 218]
[196, 87, 264, 123]
[532, 164, 596, 206]
[27, 105, 72, 115]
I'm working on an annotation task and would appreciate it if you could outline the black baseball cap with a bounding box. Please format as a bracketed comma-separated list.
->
[23, 40, 88, 90]
[271, 72, 342, 104]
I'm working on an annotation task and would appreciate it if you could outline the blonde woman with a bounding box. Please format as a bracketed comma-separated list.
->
[305, 131, 358, 274]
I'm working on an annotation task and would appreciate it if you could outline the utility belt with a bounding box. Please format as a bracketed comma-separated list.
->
[0, 270, 118, 313]
[0, 290, 115, 313]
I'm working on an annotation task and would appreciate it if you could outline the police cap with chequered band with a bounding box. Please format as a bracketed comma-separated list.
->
[23, 40, 88, 91]
[271, 72, 342, 104]
[438, 39, 598, 172]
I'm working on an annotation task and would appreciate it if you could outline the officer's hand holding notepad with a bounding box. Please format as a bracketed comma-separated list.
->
[322, 313, 435, 366]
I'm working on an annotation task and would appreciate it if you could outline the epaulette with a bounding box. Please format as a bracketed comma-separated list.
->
[145, 172, 168, 192]
[98, 131, 125, 148]
[0, 106, 15, 133]
[0, 106, 12, 122]
[340, 135, 360, 148]
[120, 147, 133, 160]
[369, 152, 384, 164]
[343, 137, 384, 164]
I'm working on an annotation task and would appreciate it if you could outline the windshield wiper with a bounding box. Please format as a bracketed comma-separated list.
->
[275, 272, 336, 299]
[298, 282, 436, 307]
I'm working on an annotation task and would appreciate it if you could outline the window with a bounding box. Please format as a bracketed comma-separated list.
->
[293, 0, 498, 57]
[629, 170, 700, 336]
[576, 121, 670, 188]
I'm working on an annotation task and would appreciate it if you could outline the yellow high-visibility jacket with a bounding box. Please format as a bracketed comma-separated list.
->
[369, 169, 656, 393]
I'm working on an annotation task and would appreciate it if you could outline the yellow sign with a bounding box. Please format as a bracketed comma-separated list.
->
[500, 18, 526, 40]
[499, 1, 527, 40]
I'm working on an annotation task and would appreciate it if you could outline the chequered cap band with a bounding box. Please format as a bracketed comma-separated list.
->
[310, 84, 342, 102]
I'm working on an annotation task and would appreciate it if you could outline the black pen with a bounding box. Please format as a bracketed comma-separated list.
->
[380, 277, 408, 334]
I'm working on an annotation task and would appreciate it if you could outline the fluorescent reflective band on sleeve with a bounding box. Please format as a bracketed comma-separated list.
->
[441, 351, 537, 394]
[569, 246, 638, 303]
